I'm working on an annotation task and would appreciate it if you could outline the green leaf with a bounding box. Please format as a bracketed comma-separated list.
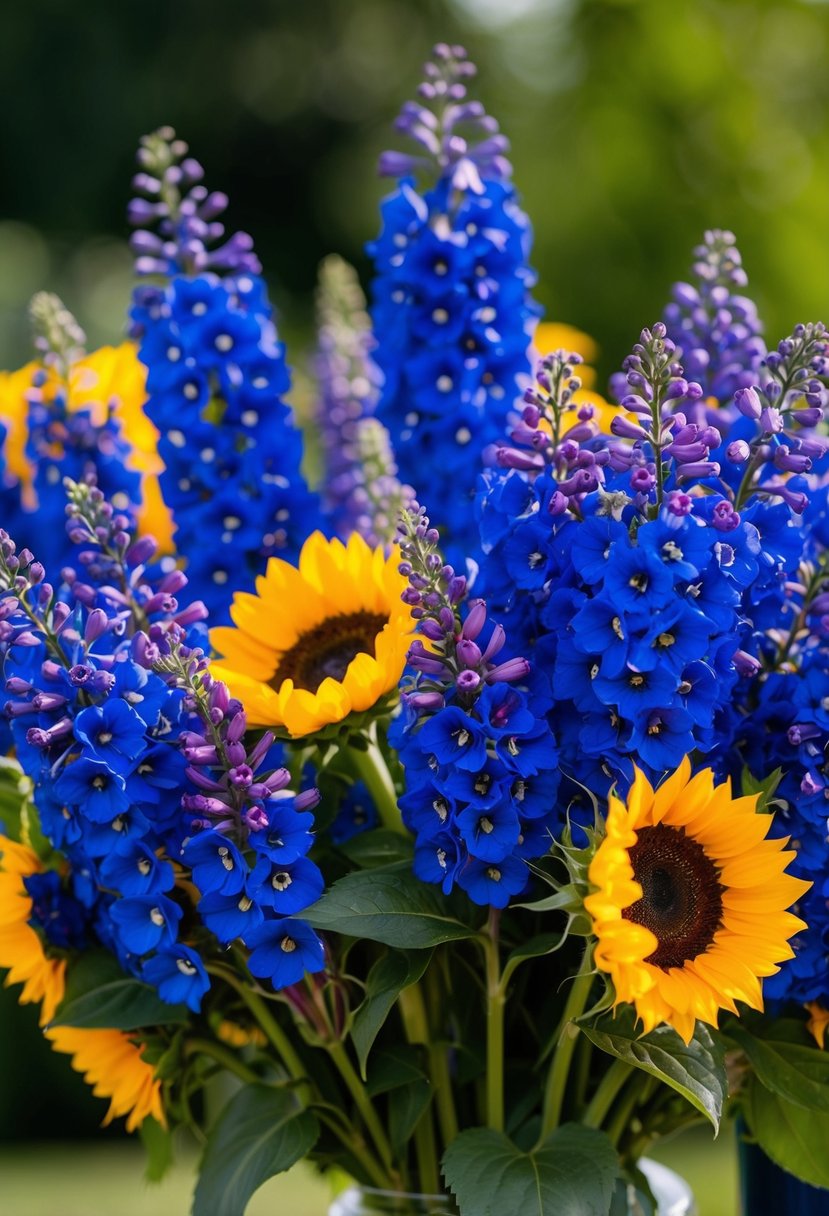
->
[140, 1116, 174, 1183]
[727, 1021, 829, 1113]
[443, 1123, 620, 1216]
[338, 828, 415, 869]
[515, 886, 580, 915]
[193, 1085, 320, 1216]
[351, 948, 432, 1077]
[503, 933, 563, 985]
[304, 864, 477, 949]
[742, 1077, 829, 1190]
[52, 977, 188, 1030]
[389, 1078, 432, 1151]
[740, 766, 784, 813]
[582, 1007, 727, 1132]
[366, 1044, 427, 1096]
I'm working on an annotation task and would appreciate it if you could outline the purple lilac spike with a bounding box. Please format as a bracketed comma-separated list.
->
[663, 229, 766, 403]
[128, 127, 261, 278]
[379, 43, 512, 190]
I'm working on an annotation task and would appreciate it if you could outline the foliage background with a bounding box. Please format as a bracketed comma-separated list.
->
[0, 0, 827, 1202]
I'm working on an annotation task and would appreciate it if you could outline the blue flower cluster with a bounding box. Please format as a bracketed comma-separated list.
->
[394, 503, 559, 907]
[128, 128, 320, 622]
[0, 478, 324, 1012]
[369, 45, 539, 565]
[475, 322, 818, 813]
[0, 295, 142, 577]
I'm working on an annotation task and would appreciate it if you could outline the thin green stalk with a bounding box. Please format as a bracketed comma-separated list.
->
[399, 981, 454, 1186]
[316, 1110, 391, 1190]
[483, 909, 505, 1132]
[583, 1057, 633, 1129]
[206, 963, 311, 1102]
[184, 1037, 263, 1087]
[328, 1041, 395, 1174]
[604, 1071, 648, 1148]
[539, 966, 595, 1139]
[348, 731, 404, 834]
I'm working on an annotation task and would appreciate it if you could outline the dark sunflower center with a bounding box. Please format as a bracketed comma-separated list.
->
[272, 612, 388, 694]
[622, 824, 724, 969]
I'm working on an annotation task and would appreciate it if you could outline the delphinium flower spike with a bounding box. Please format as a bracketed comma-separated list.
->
[369, 45, 540, 566]
[723, 322, 828, 511]
[314, 255, 412, 546]
[394, 502, 559, 907]
[1, 294, 143, 574]
[662, 229, 766, 405]
[128, 127, 321, 621]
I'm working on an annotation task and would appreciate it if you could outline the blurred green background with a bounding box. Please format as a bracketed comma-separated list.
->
[2, 0, 829, 1208]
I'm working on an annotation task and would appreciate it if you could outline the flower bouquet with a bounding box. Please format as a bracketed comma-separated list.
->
[2, 42, 829, 1216]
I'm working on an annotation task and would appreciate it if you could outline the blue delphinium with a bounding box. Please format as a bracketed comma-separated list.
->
[0, 477, 324, 1013]
[393, 502, 558, 907]
[128, 127, 321, 622]
[475, 316, 828, 818]
[1, 294, 142, 576]
[369, 45, 539, 566]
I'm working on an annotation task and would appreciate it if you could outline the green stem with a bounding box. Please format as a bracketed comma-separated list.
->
[398, 983, 449, 1190]
[539, 966, 595, 1139]
[184, 1037, 263, 1087]
[316, 1110, 391, 1190]
[328, 1041, 395, 1175]
[483, 909, 505, 1132]
[604, 1072, 648, 1148]
[348, 731, 404, 834]
[583, 1058, 633, 1129]
[206, 963, 311, 1102]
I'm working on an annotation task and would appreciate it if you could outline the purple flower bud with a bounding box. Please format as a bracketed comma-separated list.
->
[456, 670, 481, 693]
[726, 440, 751, 464]
[773, 446, 811, 475]
[759, 406, 783, 434]
[664, 491, 693, 517]
[611, 415, 649, 440]
[294, 788, 322, 813]
[408, 690, 447, 711]
[630, 467, 656, 493]
[733, 649, 761, 677]
[486, 657, 531, 683]
[461, 599, 487, 642]
[456, 638, 482, 668]
[4, 677, 31, 695]
[675, 460, 720, 482]
[734, 387, 762, 419]
[84, 608, 109, 643]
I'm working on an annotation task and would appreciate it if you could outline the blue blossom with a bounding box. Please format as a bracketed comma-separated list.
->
[142, 945, 210, 1013]
[246, 918, 326, 989]
[109, 895, 182, 955]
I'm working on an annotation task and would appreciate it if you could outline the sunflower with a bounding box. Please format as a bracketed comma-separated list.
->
[211, 531, 414, 737]
[806, 1002, 829, 1048]
[46, 1026, 165, 1132]
[585, 758, 810, 1044]
[0, 342, 174, 550]
[0, 839, 67, 1025]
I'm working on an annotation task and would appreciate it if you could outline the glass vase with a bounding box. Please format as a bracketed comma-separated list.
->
[738, 1129, 829, 1215]
[328, 1160, 695, 1215]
